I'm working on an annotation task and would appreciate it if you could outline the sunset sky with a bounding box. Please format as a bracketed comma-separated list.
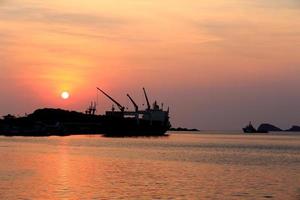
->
[0, 0, 300, 130]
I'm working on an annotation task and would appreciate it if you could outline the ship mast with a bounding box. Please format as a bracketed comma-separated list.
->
[96, 87, 125, 112]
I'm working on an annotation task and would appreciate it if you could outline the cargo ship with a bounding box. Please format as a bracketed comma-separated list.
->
[97, 87, 171, 137]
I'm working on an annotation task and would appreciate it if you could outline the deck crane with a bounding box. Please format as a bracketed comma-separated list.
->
[85, 101, 96, 115]
[127, 94, 139, 112]
[91, 101, 96, 115]
[143, 87, 151, 110]
[97, 87, 125, 112]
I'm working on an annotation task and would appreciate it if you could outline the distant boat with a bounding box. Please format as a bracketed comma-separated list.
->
[243, 122, 268, 133]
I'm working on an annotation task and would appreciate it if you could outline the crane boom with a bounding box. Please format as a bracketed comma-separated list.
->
[97, 87, 125, 112]
[143, 87, 151, 110]
[127, 94, 139, 112]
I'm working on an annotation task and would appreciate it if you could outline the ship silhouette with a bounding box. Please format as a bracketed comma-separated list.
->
[96, 87, 171, 137]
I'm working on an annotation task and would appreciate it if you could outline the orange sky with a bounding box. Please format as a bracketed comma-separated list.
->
[0, 0, 300, 129]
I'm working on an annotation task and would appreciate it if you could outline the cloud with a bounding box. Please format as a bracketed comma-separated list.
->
[0, 4, 126, 29]
[0, 2, 156, 44]
[207, 0, 300, 10]
[253, 0, 300, 9]
[0, 2, 137, 51]
[0, 31, 17, 45]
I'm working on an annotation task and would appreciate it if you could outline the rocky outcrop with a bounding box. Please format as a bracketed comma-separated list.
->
[257, 123, 282, 132]
[169, 127, 199, 131]
[286, 125, 300, 132]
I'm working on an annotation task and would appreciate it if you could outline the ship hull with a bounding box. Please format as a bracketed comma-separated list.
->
[101, 117, 170, 137]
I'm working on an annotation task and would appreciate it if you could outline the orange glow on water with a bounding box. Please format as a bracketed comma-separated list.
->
[0, 134, 299, 199]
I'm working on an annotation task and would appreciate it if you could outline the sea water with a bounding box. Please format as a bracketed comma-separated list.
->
[0, 132, 299, 199]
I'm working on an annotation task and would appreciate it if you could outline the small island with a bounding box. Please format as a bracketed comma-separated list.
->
[243, 122, 300, 133]
[169, 127, 199, 132]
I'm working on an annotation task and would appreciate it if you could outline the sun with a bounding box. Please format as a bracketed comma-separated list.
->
[61, 91, 70, 100]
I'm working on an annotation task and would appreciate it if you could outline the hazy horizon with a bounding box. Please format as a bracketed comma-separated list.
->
[1, 0, 300, 130]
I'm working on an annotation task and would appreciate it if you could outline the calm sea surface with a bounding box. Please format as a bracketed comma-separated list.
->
[0, 132, 299, 199]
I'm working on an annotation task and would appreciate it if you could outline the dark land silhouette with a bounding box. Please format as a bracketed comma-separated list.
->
[243, 122, 300, 133]
[257, 123, 282, 132]
[286, 125, 300, 132]
[0, 104, 171, 137]
[169, 127, 199, 132]
[0, 108, 105, 136]
[1, 108, 299, 136]
[0, 108, 171, 137]
[0, 108, 198, 136]
[0, 108, 169, 137]
[0, 88, 172, 137]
